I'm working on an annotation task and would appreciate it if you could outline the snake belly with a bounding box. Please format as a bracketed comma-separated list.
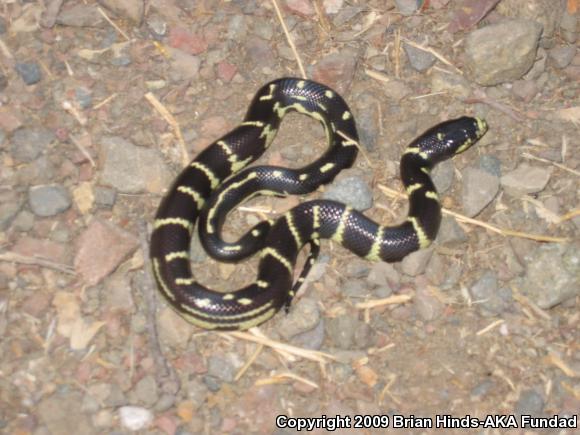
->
[150, 78, 359, 330]
[150, 78, 488, 331]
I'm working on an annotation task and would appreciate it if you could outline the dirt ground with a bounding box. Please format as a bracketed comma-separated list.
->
[0, 0, 579, 434]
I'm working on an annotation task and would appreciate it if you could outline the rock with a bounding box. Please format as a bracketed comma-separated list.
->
[523, 47, 547, 80]
[430, 71, 471, 99]
[548, 45, 576, 69]
[93, 186, 117, 208]
[133, 375, 158, 408]
[342, 279, 368, 298]
[437, 217, 467, 247]
[146, 14, 167, 38]
[519, 242, 580, 309]
[28, 184, 71, 217]
[514, 389, 544, 417]
[462, 167, 499, 217]
[168, 27, 208, 55]
[326, 315, 357, 349]
[11, 127, 55, 163]
[119, 406, 153, 431]
[75, 218, 138, 286]
[500, 163, 552, 196]
[464, 20, 543, 86]
[157, 307, 192, 348]
[496, 0, 560, 47]
[367, 262, 400, 288]
[560, 10, 578, 44]
[286, 0, 315, 15]
[165, 47, 200, 81]
[323, 175, 373, 211]
[98, 0, 144, 24]
[244, 37, 274, 69]
[380, 78, 412, 101]
[56, 4, 105, 27]
[207, 355, 240, 383]
[414, 279, 444, 321]
[311, 49, 357, 94]
[355, 105, 379, 151]
[15, 61, 41, 85]
[216, 61, 237, 82]
[290, 319, 326, 350]
[403, 42, 436, 72]
[277, 297, 321, 340]
[38, 392, 95, 434]
[99, 136, 172, 194]
[431, 159, 454, 193]
[511, 79, 538, 102]
[478, 155, 502, 177]
[400, 247, 433, 277]
[469, 271, 512, 317]
[394, 0, 418, 15]
[0, 191, 24, 230]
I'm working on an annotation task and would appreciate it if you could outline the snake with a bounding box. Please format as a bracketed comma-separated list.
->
[149, 77, 488, 331]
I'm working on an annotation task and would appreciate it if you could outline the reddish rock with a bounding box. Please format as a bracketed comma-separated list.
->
[0, 107, 23, 132]
[168, 27, 208, 55]
[216, 61, 237, 82]
[285, 0, 315, 15]
[74, 219, 138, 286]
[312, 49, 357, 94]
[200, 116, 229, 139]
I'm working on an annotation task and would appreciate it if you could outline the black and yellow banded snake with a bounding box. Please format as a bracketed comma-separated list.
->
[150, 78, 488, 330]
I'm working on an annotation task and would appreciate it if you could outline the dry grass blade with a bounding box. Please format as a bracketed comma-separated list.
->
[0, 251, 75, 274]
[225, 330, 336, 364]
[510, 285, 551, 321]
[522, 152, 580, 177]
[255, 372, 319, 389]
[476, 319, 504, 336]
[355, 294, 413, 309]
[145, 92, 189, 165]
[69, 134, 96, 167]
[93, 93, 118, 110]
[335, 130, 372, 166]
[377, 184, 570, 243]
[365, 68, 391, 84]
[401, 37, 462, 74]
[235, 343, 263, 381]
[271, 0, 307, 79]
[97, 6, 130, 41]
[545, 352, 580, 378]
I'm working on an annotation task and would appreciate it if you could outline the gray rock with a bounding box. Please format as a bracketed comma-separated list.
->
[0, 16, 6, 34]
[430, 71, 471, 99]
[15, 62, 41, 85]
[464, 20, 543, 86]
[56, 4, 105, 27]
[400, 247, 433, 277]
[11, 127, 55, 163]
[519, 242, 580, 309]
[431, 159, 454, 194]
[500, 163, 552, 196]
[38, 392, 95, 434]
[167, 47, 200, 81]
[277, 297, 321, 340]
[469, 271, 512, 317]
[462, 167, 499, 217]
[394, 0, 418, 15]
[496, 0, 560, 47]
[207, 355, 239, 383]
[227, 15, 248, 40]
[0, 191, 23, 230]
[326, 315, 357, 349]
[380, 79, 412, 101]
[560, 11, 578, 43]
[478, 155, 502, 178]
[244, 37, 274, 69]
[17, 155, 56, 185]
[403, 42, 436, 72]
[414, 283, 444, 321]
[75, 86, 93, 109]
[94, 186, 117, 208]
[471, 379, 494, 399]
[514, 389, 544, 417]
[146, 14, 167, 38]
[342, 279, 368, 298]
[356, 109, 379, 151]
[549, 45, 576, 69]
[367, 262, 400, 288]
[323, 175, 373, 211]
[11, 210, 34, 232]
[511, 79, 538, 102]
[523, 47, 547, 80]
[290, 318, 325, 350]
[133, 375, 158, 408]
[28, 184, 71, 217]
[99, 136, 172, 194]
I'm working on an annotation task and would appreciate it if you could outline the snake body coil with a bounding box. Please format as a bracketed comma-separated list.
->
[150, 78, 488, 330]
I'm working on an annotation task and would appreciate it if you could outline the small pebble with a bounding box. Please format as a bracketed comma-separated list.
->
[28, 184, 71, 217]
[462, 167, 499, 217]
[514, 389, 544, 417]
[15, 62, 42, 85]
[500, 163, 552, 196]
[119, 406, 153, 431]
[403, 42, 436, 71]
[323, 175, 373, 211]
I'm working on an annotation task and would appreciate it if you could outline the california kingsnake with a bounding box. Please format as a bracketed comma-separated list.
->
[150, 78, 488, 330]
